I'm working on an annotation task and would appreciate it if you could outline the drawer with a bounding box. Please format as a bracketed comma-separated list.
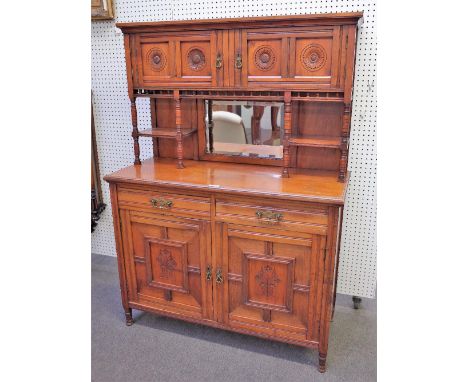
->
[215, 198, 328, 234]
[118, 187, 211, 218]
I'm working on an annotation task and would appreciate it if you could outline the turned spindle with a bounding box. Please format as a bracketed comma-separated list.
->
[174, 90, 185, 169]
[130, 99, 141, 165]
[339, 103, 352, 181]
[282, 91, 292, 178]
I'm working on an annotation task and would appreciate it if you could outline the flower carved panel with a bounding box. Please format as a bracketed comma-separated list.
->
[157, 248, 177, 278]
[144, 236, 189, 294]
[242, 251, 294, 313]
[300, 44, 327, 72]
[187, 47, 206, 72]
[254, 45, 276, 71]
[255, 265, 281, 297]
[146, 47, 167, 72]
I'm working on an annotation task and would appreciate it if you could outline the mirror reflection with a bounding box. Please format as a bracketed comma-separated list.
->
[205, 100, 284, 159]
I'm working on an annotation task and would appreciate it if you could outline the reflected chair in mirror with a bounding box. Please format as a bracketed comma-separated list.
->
[212, 111, 248, 145]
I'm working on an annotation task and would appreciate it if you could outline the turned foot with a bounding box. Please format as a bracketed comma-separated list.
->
[352, 296, 362, 309]
[318, 352, 327, 373]
[125, 309, 134, 326]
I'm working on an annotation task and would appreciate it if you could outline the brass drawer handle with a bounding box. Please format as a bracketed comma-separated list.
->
[150, 198, 173, 209]
[255, 210, 283, 224]
[235, 53, 242, 69]
[215, 267, 223, 284]
[215, 53, 222, 69]
[206, 265, 212, 281]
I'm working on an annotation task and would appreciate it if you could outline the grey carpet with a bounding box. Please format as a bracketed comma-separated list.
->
[92, 253, 376, 382]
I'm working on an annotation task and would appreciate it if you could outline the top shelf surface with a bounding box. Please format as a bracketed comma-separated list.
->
[104, 158, 348, 205]
[117, 12, 363, 31]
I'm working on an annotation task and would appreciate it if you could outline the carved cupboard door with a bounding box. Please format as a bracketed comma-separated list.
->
[132, 31, 219, 88]
[239, 29, 288, 87]
[216, 223, 326, 343]
[287, 26, 342, 88]
[237, 26, 342, 89]
[121, 210, 213, 320]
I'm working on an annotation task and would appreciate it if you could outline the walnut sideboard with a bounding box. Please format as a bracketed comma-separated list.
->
[104, 12, 362, 373]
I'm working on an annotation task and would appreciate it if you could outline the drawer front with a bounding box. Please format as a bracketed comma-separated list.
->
[215, 198, 328, 234]
[118, 187, 211, 218]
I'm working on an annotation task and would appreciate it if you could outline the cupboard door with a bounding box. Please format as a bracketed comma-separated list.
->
[239, 29, 288, 87]
[237, 27, 342, 89]
[216, 223, 326, 343]
[133, 32, 219, 88]
[288, 27, 341, 88]
[122, 210, 213, 320]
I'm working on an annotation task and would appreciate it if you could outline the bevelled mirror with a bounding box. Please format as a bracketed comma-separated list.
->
[204, 100, 284, 159]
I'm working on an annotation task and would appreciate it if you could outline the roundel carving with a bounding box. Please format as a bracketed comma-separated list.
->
[187, 47, 206, 71]
[146, 48, 167, 72]
[254, 45, 276, 71]
[300, 44, 327, 72]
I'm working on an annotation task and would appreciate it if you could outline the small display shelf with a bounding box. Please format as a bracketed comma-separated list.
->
[138, 127, 197, 138]
[288, 135, 341, 149]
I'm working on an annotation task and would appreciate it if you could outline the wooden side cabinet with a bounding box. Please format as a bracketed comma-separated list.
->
[105, 12, 362, 374]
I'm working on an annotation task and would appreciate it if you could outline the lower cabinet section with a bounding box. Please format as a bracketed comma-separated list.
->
[112, 185, 340, 372]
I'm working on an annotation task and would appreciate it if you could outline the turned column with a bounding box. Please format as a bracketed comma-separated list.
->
[339, 103, 351, 181]
[130, 98, 141, 165]
[282, 91, 292, 178]
[174, 90, 185, 169]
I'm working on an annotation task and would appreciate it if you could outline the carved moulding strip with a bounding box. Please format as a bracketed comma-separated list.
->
[242, 252, 294, 313]
[254, 45, 276, 71]
[146, 47, 167, 72]
[300, 44, 327, 72]
[187, 47, 206, 71]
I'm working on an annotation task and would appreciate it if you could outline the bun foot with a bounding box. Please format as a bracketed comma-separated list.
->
[318, 352, 327, 373]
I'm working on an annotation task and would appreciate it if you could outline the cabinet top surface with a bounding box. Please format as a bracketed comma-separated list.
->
[105, 158, 348, 205]
[116, 12, 363, 31]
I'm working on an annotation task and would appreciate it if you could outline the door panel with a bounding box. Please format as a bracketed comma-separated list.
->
[133, 32, 219, 87]
[122, 210, 212, 319]
[240, 30, 287, 86]
[217, 223, 325, 342]
[289, 28, 340, 87]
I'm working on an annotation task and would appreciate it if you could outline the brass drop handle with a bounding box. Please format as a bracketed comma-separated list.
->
[235, 52, 242, 69]
[255, 210, 283, 224]
[150, 198, 173, 209]
[215, 53, 222, 69]
[215, 267, 223, 284]
[206, 265, 212, 281]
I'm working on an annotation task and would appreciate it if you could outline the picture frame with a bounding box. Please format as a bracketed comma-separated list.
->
[91, 0, 114, 20]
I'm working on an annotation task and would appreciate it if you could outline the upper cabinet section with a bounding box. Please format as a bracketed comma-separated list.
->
[118, 13, 362, 92]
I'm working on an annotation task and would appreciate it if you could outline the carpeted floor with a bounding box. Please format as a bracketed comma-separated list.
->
[92, 254, 376, 382]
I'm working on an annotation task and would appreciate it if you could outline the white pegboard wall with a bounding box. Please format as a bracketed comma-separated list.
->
[91, 0, 377, 298]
